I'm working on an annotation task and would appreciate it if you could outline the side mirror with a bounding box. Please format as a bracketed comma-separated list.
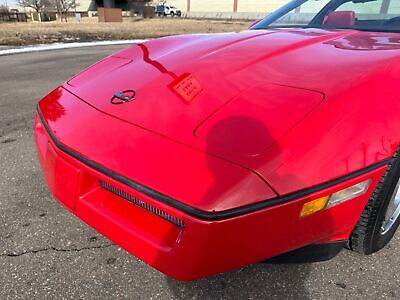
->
[248, 19, 262, 29]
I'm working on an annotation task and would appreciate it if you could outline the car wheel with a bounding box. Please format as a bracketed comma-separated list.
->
[170, 12, 175, 17]
[348, 147, 400, 254]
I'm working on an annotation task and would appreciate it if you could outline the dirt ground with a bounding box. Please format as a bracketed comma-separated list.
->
[0, 17, 249, 46]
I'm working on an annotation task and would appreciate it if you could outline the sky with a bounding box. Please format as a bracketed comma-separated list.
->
[3, 0, 17, 8]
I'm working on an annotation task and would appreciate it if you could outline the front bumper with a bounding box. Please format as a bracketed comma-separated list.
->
[34, 103, 387, 281]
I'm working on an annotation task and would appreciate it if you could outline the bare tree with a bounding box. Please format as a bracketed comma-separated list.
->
[0, 4, 9, 12]
[17, 0, 51, 13]
[54, 0, 78, 22]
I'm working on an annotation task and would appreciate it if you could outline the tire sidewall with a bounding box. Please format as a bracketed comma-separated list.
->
[370, 156, 400, 252]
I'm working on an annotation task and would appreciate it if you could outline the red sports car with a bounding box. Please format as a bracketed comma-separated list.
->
[35, 0, 400, 281]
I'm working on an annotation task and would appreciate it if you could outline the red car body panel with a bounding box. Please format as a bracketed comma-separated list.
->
[35, 28, 400, 280]
[65, 29, 400, 194]
[37, 88, 275, 212]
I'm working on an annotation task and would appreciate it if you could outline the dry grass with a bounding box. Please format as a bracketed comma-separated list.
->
[0, 18, 248, 46]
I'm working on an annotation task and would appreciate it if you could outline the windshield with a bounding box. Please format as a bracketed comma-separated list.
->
[252, 0, 400, 33]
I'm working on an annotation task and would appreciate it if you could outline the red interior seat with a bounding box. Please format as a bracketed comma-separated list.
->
[324, 11, 356, 26]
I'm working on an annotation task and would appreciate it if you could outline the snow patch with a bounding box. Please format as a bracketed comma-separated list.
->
[0, 40, 149, 56]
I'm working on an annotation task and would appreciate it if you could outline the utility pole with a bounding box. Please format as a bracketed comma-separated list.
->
[380, 0, 391, 14]
[233, 0, 238, 13]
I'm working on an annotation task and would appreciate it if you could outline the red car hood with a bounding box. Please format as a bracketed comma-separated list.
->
[64, 29, 400, 194]
[65, 29, 334, 152]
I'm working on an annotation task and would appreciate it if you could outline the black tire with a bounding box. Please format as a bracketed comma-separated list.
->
[348, 147, 400, 254]
[170, 12, 175, 17]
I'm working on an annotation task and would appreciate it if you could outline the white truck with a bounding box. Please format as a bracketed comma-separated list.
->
[155, 5, 182, 17]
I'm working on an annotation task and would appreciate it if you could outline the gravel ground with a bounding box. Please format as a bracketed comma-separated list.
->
[0, 45, 399, 299]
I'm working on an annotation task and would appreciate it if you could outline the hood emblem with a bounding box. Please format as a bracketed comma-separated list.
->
[111, 90, 136, 104]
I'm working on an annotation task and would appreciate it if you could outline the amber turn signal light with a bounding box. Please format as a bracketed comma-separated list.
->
[300, 196, 329, 218]
[300, 180, 371, 218]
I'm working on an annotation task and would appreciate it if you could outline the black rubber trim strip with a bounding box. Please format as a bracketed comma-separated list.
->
[265, 241, 346, 263]
[37, 106, 392, 221]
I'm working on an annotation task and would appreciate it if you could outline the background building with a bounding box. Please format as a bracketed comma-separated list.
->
[76, 0, 400, 19]
[76, 0, 288, 16]
[172, 0, 287, 13]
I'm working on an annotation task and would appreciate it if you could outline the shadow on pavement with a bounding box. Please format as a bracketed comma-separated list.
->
[167, 263, 311, 299]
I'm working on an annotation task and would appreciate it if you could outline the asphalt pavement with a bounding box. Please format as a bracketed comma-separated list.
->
[0, 45, 399, 299]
